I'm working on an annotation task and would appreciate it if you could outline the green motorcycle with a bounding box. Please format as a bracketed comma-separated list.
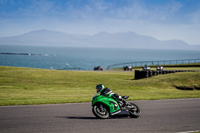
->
[92, 92, 141, 119]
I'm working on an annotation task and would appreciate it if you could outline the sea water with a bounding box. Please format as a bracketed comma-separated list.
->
[0, 45, 200, 70]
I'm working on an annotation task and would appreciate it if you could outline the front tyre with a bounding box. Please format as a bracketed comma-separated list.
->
[128, 102, 141, 118]
[92, 104, 109, 119]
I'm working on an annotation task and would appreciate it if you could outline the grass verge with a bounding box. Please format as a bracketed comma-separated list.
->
[0, 66, 200, 106]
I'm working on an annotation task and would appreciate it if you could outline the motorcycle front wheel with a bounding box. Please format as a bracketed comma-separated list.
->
[92, 104, 110, 119]
[128, 102, 141, 118]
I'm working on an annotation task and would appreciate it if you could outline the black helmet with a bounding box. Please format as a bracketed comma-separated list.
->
[96, 84, 104, 92]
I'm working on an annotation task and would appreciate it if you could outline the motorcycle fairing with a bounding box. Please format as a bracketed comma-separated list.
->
[92, 94, 121, 114]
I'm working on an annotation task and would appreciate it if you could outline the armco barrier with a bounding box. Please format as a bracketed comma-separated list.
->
[107, 58, 200, 70]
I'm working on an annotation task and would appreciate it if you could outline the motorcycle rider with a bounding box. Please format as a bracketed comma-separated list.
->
[96, 84, 127, 107]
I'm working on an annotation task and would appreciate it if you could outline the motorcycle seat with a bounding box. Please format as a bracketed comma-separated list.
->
[122, 96, 129, 99]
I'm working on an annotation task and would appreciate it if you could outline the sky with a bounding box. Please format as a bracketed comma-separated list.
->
[0, 0, 200, 45]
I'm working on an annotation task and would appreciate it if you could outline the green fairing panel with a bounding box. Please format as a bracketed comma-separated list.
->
[92, 94, 120, 113]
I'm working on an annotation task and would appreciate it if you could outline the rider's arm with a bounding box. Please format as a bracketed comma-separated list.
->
[100, 87, 122, 99]
[100, 87, 114, 97]
[111, 93, 122, 100]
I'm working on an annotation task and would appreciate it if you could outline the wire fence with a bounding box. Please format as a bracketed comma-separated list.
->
[106, 58, 200, 69]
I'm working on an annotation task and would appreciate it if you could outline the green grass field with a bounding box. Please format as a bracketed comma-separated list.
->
[0, 66, 200, 106]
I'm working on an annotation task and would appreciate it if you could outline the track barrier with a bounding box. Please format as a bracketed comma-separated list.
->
[134, 70, 196, 80]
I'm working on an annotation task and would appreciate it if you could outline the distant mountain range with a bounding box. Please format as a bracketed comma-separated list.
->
[0, 29, 199, 50]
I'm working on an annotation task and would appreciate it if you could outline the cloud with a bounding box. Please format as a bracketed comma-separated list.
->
[0, 0, 185, 22]
[146, 0, 182, 22]
[30, 0, 55, 12]
[188, 9, 200, 24]
[107, 0, 148, 19]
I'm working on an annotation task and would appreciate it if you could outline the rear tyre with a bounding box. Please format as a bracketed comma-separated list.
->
[128, 102, 141, 118]
[92, 104, 110, 119]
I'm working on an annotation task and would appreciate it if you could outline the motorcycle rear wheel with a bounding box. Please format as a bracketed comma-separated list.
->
[92, 104, 110, 119]
[128, 102, 141, 118]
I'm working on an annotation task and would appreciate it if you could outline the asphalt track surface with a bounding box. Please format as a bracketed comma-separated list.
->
[0, 98, 200, 133]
